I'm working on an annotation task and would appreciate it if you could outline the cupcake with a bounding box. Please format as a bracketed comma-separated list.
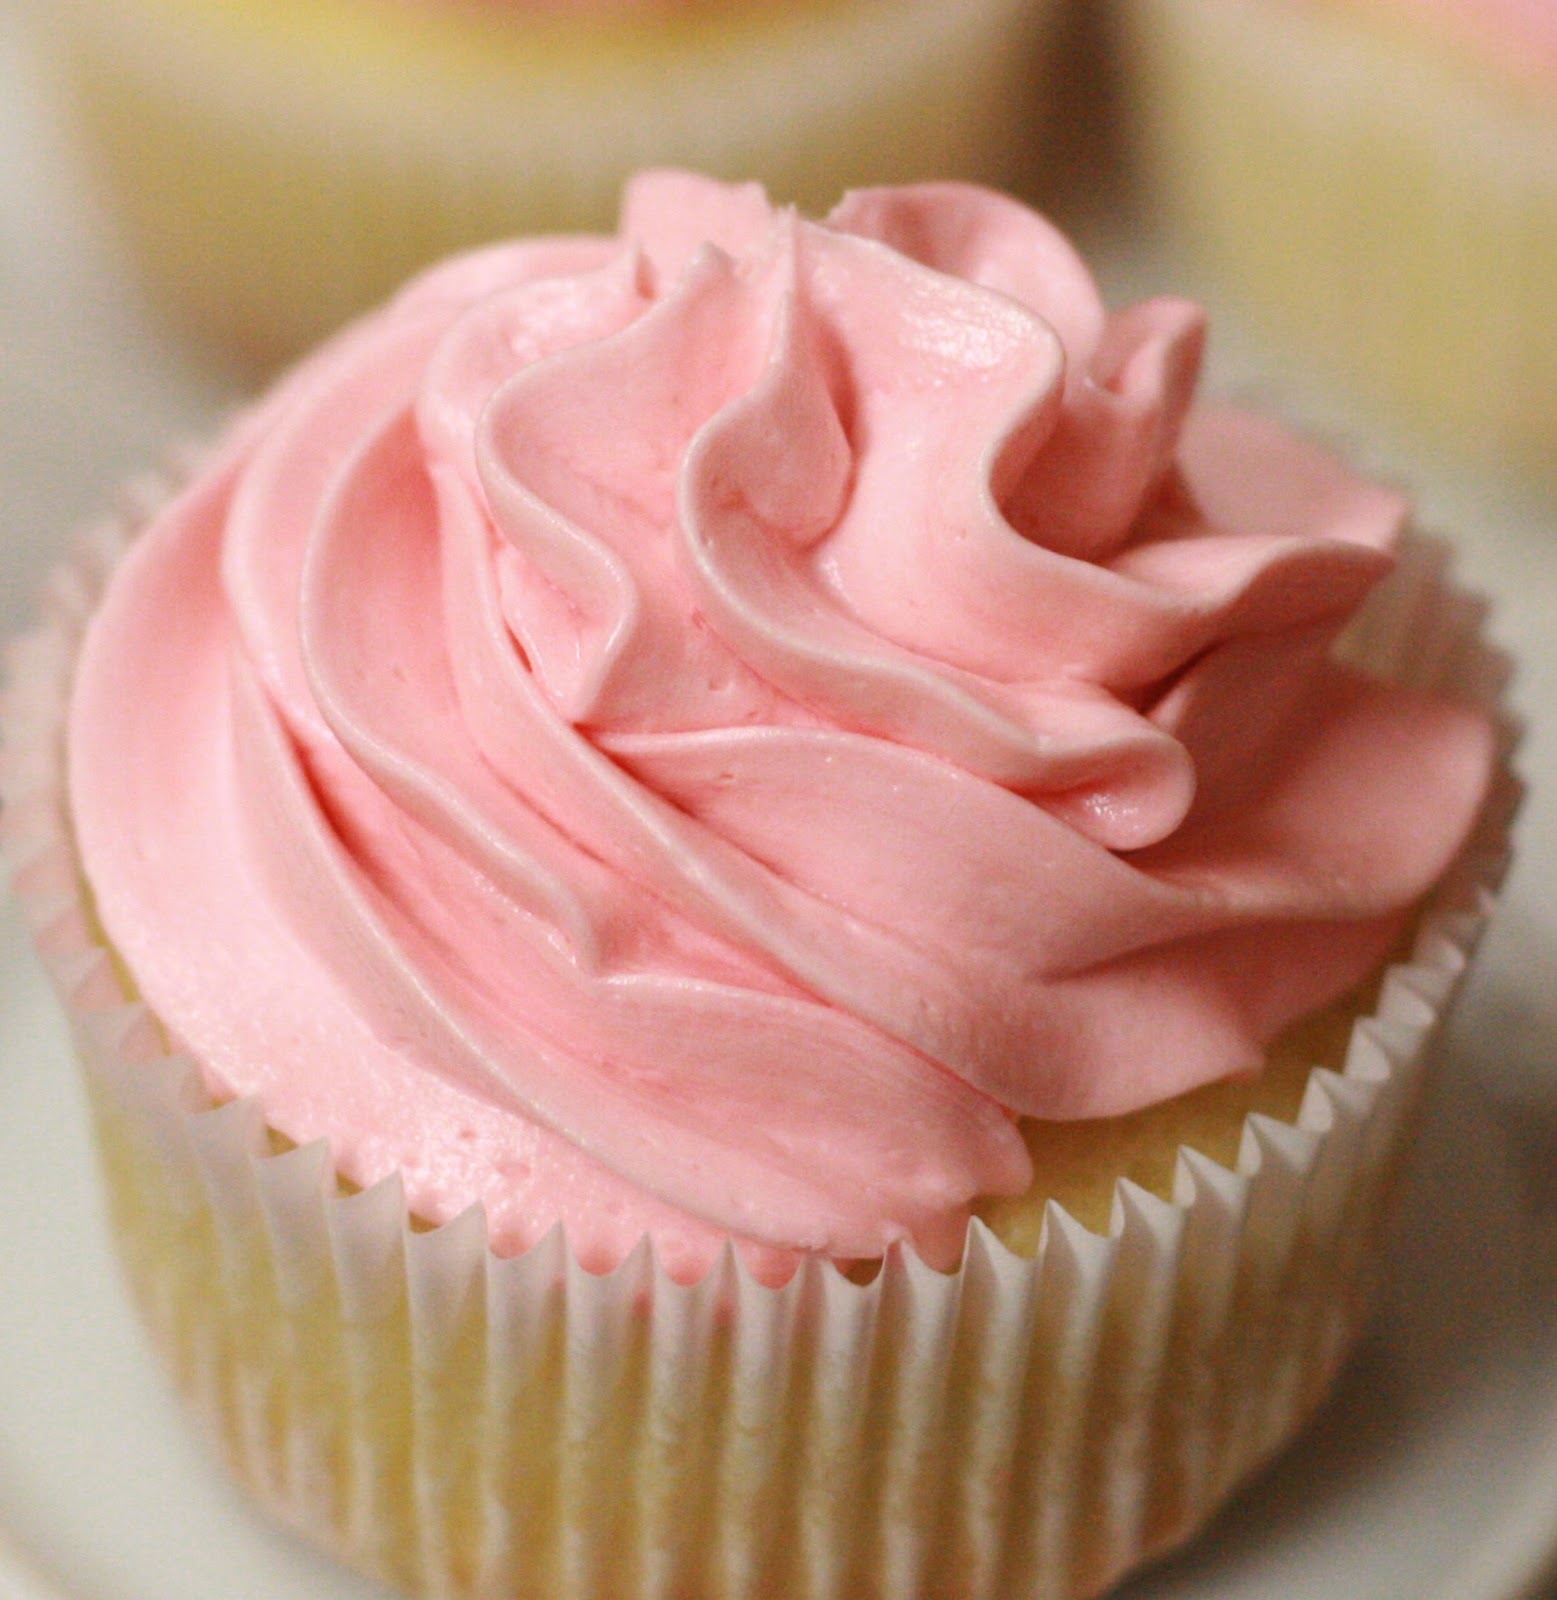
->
[1, 173, 1511, 1600]
[1119, 0, 1557, 485]
[42, 0, 1050, 373]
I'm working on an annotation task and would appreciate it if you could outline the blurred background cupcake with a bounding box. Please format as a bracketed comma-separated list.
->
[1119, 0, 1556, 488]
[38, 0, 1052, 373]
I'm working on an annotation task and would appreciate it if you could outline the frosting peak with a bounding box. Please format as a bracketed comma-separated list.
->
[69, 174, 1494, 1282]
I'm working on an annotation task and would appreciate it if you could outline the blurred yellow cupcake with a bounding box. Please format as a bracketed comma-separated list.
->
[44, 0, 1051, 371]
[1122, 0, 1557, 484]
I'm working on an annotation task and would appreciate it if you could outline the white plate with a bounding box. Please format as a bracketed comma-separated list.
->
[1, 899, 1556, 1600]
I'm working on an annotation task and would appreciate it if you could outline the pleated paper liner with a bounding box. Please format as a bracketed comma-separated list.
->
[1123, 0, 1557, 485]
[0, 497, 1518, 1600]
[45, 0, 1051, 373]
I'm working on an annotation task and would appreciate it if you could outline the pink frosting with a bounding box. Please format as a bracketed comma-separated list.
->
[1322, 0, 1557, 81]
[69, 174, 1494, 1284]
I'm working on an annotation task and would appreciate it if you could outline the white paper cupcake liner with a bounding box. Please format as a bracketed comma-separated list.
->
[40, 0, 1053, 370]
[1122, 0, 1557, 482]
[0, 504, 1518, 1600]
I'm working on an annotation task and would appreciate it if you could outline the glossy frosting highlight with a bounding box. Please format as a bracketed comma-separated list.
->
[69, 174, 1494, 1282]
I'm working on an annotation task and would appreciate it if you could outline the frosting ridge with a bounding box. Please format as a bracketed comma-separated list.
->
[69, 173, 1494, 1282]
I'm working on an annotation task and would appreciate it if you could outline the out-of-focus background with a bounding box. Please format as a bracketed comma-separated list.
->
[0, 0, 1554, 1595]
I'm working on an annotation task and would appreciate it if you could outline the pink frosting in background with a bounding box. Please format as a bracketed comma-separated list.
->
[69, 174, 1494, 1284]
[1325, 0, 1557, 80]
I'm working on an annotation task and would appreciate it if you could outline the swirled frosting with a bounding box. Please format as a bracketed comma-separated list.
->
[70, 173, 1494, 1283]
